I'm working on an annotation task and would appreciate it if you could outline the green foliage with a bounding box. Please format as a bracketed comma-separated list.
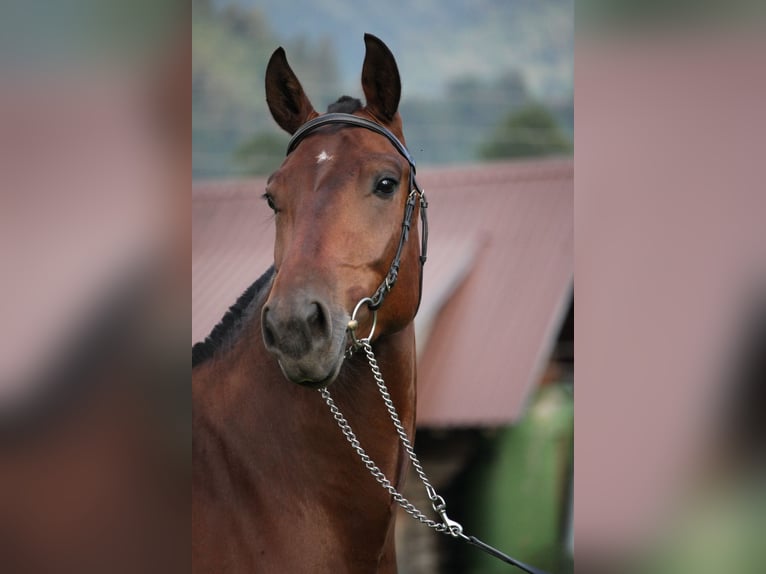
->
[401, 70, 532, 165]
[480, 103, 573, 160]
[192, 2, 339, 180]
[234, 133, 289, 177]
[193, 4, 573, 180]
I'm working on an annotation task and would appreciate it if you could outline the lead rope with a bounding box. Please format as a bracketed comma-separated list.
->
[319, 337, 551, 574]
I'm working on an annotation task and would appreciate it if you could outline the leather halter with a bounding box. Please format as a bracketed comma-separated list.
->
[286, 113, 429, 313]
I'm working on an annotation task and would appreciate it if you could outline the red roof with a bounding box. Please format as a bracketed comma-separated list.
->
[193, 158, 572, 426]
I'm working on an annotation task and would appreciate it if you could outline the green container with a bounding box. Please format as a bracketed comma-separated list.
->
[463, 383, 573, 573]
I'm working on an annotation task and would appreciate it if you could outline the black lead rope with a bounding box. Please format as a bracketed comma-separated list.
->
[290, 114, 549, 574]
[466, 536, 551, 574]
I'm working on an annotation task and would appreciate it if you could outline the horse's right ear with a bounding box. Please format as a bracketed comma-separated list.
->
[265, 47, 316, 135]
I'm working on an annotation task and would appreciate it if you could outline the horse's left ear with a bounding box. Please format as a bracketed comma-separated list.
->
[361, 34, 401, 124]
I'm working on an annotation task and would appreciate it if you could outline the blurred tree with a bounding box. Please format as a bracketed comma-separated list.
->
[403, 68, 533, 166]
[496, 70, 530, 108]
[285, 36, 340, 109]
[234, 132, 289, 177]
[193, 5, 572, 178]
[192, 2, 344, 179]
[191, 0, 212, 18]
[479, 103, 572, 160]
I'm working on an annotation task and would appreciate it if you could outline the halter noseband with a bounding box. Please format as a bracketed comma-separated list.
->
[285, 113, 429, 318]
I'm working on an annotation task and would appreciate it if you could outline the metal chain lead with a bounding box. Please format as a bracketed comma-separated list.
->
[319, 387, 449, 533]
[360, 339, 466, 537]
[319, 338, 465, 538]
[321, 341, 552, 574]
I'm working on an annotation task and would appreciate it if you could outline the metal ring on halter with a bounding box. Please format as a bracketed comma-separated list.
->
[347, 297, 377, 347]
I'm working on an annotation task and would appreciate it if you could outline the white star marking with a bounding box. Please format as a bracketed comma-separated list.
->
[316, 150, 334, 164]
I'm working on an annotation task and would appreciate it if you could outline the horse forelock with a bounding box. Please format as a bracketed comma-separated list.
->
[327, 95, 362, 114]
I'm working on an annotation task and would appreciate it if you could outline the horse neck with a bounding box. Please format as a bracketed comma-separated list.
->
[193, 297, 417, 562]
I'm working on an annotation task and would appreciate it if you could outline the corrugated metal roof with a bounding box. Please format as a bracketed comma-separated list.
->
[192, 158, 572, 427]
[413, 160, 573, 426]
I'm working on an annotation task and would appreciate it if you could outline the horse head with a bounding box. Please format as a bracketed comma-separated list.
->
[260, 34, 424, 388]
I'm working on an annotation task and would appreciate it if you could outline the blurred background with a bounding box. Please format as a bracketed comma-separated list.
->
[3, 1, 761, 573]
[0, 1, 189, 572]
[193, 1, 573, 573]
[575, 2, 766, 574]
[192, 0, 573, 179]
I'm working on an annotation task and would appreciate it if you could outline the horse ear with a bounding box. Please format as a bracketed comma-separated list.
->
[361, 34, 401, 123]
[265, 47, 316, 135]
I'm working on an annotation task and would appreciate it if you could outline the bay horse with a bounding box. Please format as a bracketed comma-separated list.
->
[193, 34, 426, 573]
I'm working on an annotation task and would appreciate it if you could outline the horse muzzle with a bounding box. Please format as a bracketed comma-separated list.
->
[261, 295, 346, 387]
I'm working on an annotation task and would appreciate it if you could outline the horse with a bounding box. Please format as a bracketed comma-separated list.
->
[192, 34, 427, 573]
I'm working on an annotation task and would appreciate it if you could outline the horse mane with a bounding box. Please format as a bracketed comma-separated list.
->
[192, 266, 275, 368]
[327, 95, 362, 114]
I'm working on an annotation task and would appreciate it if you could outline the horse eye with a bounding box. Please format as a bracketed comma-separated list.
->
[262, 193, 278, 212]
[374, 178, 398, 196]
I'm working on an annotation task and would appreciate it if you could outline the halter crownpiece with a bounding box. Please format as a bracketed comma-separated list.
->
[286, 113, 429, 319]
[287, 113, 417, 167]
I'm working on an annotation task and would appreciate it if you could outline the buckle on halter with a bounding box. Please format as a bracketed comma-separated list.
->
[408, 187, 428, 210]
[384, 269, 398, 291]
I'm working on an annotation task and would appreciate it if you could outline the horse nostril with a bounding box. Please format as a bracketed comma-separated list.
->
[262, 300, 332, 357]
[306, 301, 331, 340]
[261, 308, 277, 349]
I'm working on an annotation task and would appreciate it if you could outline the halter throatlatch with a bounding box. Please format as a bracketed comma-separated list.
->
[286, 113, 429, 322]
